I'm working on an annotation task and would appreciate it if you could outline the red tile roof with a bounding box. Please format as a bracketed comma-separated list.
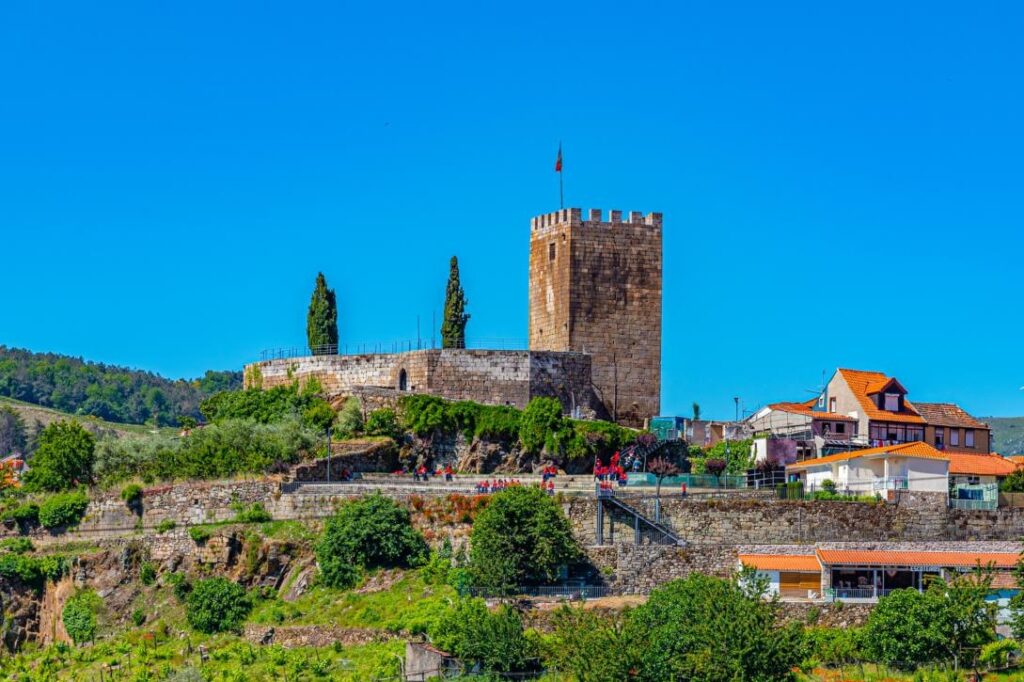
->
[836, 369, 925, 424]
[786, 441, 947, 470]
[816, 549, 1019, 569]
[912, 402, 989, 430]
[766, 402, 857, 422]
[738, 554, 821, 572]
[947, 452, 1017, 477]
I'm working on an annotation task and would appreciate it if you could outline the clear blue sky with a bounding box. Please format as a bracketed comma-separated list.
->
[2, 2, 1023, 419]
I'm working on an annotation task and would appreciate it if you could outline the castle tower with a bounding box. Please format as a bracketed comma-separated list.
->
[528, 208, 662, 426]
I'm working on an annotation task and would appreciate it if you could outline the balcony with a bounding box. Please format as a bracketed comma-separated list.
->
[872, 476, 908, 492]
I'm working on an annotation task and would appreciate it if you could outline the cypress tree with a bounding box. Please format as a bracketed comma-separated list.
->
[306, 272, 339, 354]
[441, 256, 469, 349]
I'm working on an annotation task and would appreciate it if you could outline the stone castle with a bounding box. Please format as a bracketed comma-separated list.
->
[246, 207, 662, 426]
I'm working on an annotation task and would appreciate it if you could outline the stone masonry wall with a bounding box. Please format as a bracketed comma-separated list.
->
[245, 349, 594, 415]
[528, 208, 662, 426]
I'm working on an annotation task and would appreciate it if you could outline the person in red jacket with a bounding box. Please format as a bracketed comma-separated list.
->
[443, 464, 454, 482]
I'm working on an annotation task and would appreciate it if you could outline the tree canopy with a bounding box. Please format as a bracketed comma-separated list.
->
[22, 420, 95, 492]
[440, 256, 469, 349]
[306, 272, 339, 354]
[0, 346, 240, 427]
[469, 485, 579, 593]
[0, 405, 27, 457]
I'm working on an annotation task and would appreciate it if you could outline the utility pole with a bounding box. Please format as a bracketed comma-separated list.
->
[733, 396, 740, 422]
[325, 426, 332, 482]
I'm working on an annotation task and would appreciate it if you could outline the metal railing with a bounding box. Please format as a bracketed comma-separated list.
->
[466, 584, 614, 600]
[258, 338, 530, 361]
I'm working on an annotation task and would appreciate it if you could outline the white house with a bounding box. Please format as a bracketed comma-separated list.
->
[785, 441, 949, 494]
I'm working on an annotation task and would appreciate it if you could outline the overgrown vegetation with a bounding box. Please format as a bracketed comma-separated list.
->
[199, 379, 334, 430]
[430, 598, 536, 673]
[0, 345, 240, 426]
[62, 589, 102, 644]
[185, 577, 252, 633]
[22, 420, 95, 492]
[397, 394, 634, 461]
[38, 491, 90, 529]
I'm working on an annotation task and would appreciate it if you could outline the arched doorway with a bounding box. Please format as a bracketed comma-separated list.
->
[398, 369, 408, 391]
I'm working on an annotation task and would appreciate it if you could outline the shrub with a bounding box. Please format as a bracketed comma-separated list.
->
[704, 458, 727, 478]
[429, 598, 537, 673]
[199, 381, 325, 425]
[38, 491, 90, 529]
[1001, 469, 1024, 493]
[518, 397, 564, 455]
[140, 562, 156, 586]
[545, 607, 630, 680]
[156, 519, 176, 533]
[131, 608, 146, 627]
[5, 502, 39, 526]
[821, 479, 837, 494]
[301, 400, 336, 433]
[120, 484, 144, 505]
[62, 589, 102, 644]
[167, 572, 192, 603]
[0, 537, 34, 554]
[469, 485, 579, 593]
[185, 578, 251, 633]
[231, 502, 272, 524]
[335, 397, 363, 438]
[316, 492, 428, 589]
[189, 526, 214, 544]
[22, 421, 96, 492]
[399, 395, 455, 437]
[365, 408, 401, 439]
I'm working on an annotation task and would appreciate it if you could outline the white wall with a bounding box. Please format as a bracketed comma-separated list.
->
[907, 457, 949, 492]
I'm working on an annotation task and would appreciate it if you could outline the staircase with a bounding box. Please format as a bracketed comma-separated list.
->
[596, 491, 684, 546]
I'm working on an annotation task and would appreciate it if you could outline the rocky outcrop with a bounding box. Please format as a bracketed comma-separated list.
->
[243, 624, 394, 648]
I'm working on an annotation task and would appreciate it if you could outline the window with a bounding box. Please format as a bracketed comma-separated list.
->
[884, 393, 900, 411]
[835, 422, 846, 434]
[817, 394, 825, 409]
[967, 475, 980, 485]
[548, 243, 556, 261]
[829, 397, 837, 412]
[965, 430, 975, 448]
[950, 429, 960, 447]
[934, 428, 945, 449]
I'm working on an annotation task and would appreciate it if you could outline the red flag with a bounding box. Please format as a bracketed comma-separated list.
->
[554, 144, 562, 172]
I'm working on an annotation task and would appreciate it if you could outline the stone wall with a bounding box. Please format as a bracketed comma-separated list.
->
[245, 349, 594, 416]
[529, 208, 662, 426]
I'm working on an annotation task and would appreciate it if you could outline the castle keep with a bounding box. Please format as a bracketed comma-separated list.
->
[246, 207, 663, 426]
[528, 208, 662, 426]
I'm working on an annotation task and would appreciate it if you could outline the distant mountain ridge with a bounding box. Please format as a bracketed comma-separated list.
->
[0, 346, 241, 427]
[986, 416, 1024, 456]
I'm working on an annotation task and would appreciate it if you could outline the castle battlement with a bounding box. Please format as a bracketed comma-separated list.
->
[530, 208, 662, 231]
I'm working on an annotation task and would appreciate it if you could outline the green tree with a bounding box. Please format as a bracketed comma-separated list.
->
[0, 405, 27, 456]
[365, 408, 401, 439]
[692, 402, 701, 421]
[545, 606, 630, 682]
[23, 420, 95, 491]
[316, 492, 428, 589]
[469, 485, 579, 593]
[429, 598, 536, 673]
[62, 589, 102, 645]
[185, 578, 251, 633]
[623, 573, 804, 682]
[440, 256, 469, 349]
[306, 272, 339, 354]
[335, 397, 363, 438]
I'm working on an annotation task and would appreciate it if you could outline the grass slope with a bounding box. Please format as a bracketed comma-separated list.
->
[987, 416, 1024, 456]
[0, 395, 176, 439]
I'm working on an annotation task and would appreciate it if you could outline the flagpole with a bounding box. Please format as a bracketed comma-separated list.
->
[559, 169, 564, 209]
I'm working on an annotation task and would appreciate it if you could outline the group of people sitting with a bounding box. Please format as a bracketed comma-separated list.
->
[474, 478, 522, 494]
[409, 464, 455, 482]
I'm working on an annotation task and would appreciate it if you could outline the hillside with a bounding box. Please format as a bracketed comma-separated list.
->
[987, 416, 1024, 456]
[0, 395, 176, 440]
[0, 346, 241, 427]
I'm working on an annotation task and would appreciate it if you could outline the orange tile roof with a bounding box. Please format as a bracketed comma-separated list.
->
[786, 441, 947, 470]
[738, 554, 821, 572]
[816, 549, 1020, 569]
[766, 402, 857, 422]
[1009, 456, 1024, 467]
[947, 452, 1017, 477]
[913, 402, 989, 430]
[836, 368, 925, 424]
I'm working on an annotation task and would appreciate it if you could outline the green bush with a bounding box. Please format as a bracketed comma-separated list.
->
[189, 526, 214, 544]
[429, 598, 537, 673]
[1001, 469, 1024, 493]
[0, 537, 34, 554]
[140, 562, 156, 586]
[364, 408, 401, 439]
[5, 502, 39, 526]
[0, 553, 69, 590]
[62, 589, 102, 644]
[120, 484, 144, 505]
[231, 502, 272, 524]
[199, 380, 326, 425]
[132, 608, 146, 627]
[38, 491, 90, 529]
[398, 395, 455, 437]
[22, 421, 96, 492]
[335, 397, 364, 438]
[185, 578, 251, 633]
[518, 397, 564, 455]
[469, 485, 579, 593]
[156, 519, 177, 533]
[545, 606, 630, 681]
[167, 572, 192, 603]
[316, 492, 428, 589]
